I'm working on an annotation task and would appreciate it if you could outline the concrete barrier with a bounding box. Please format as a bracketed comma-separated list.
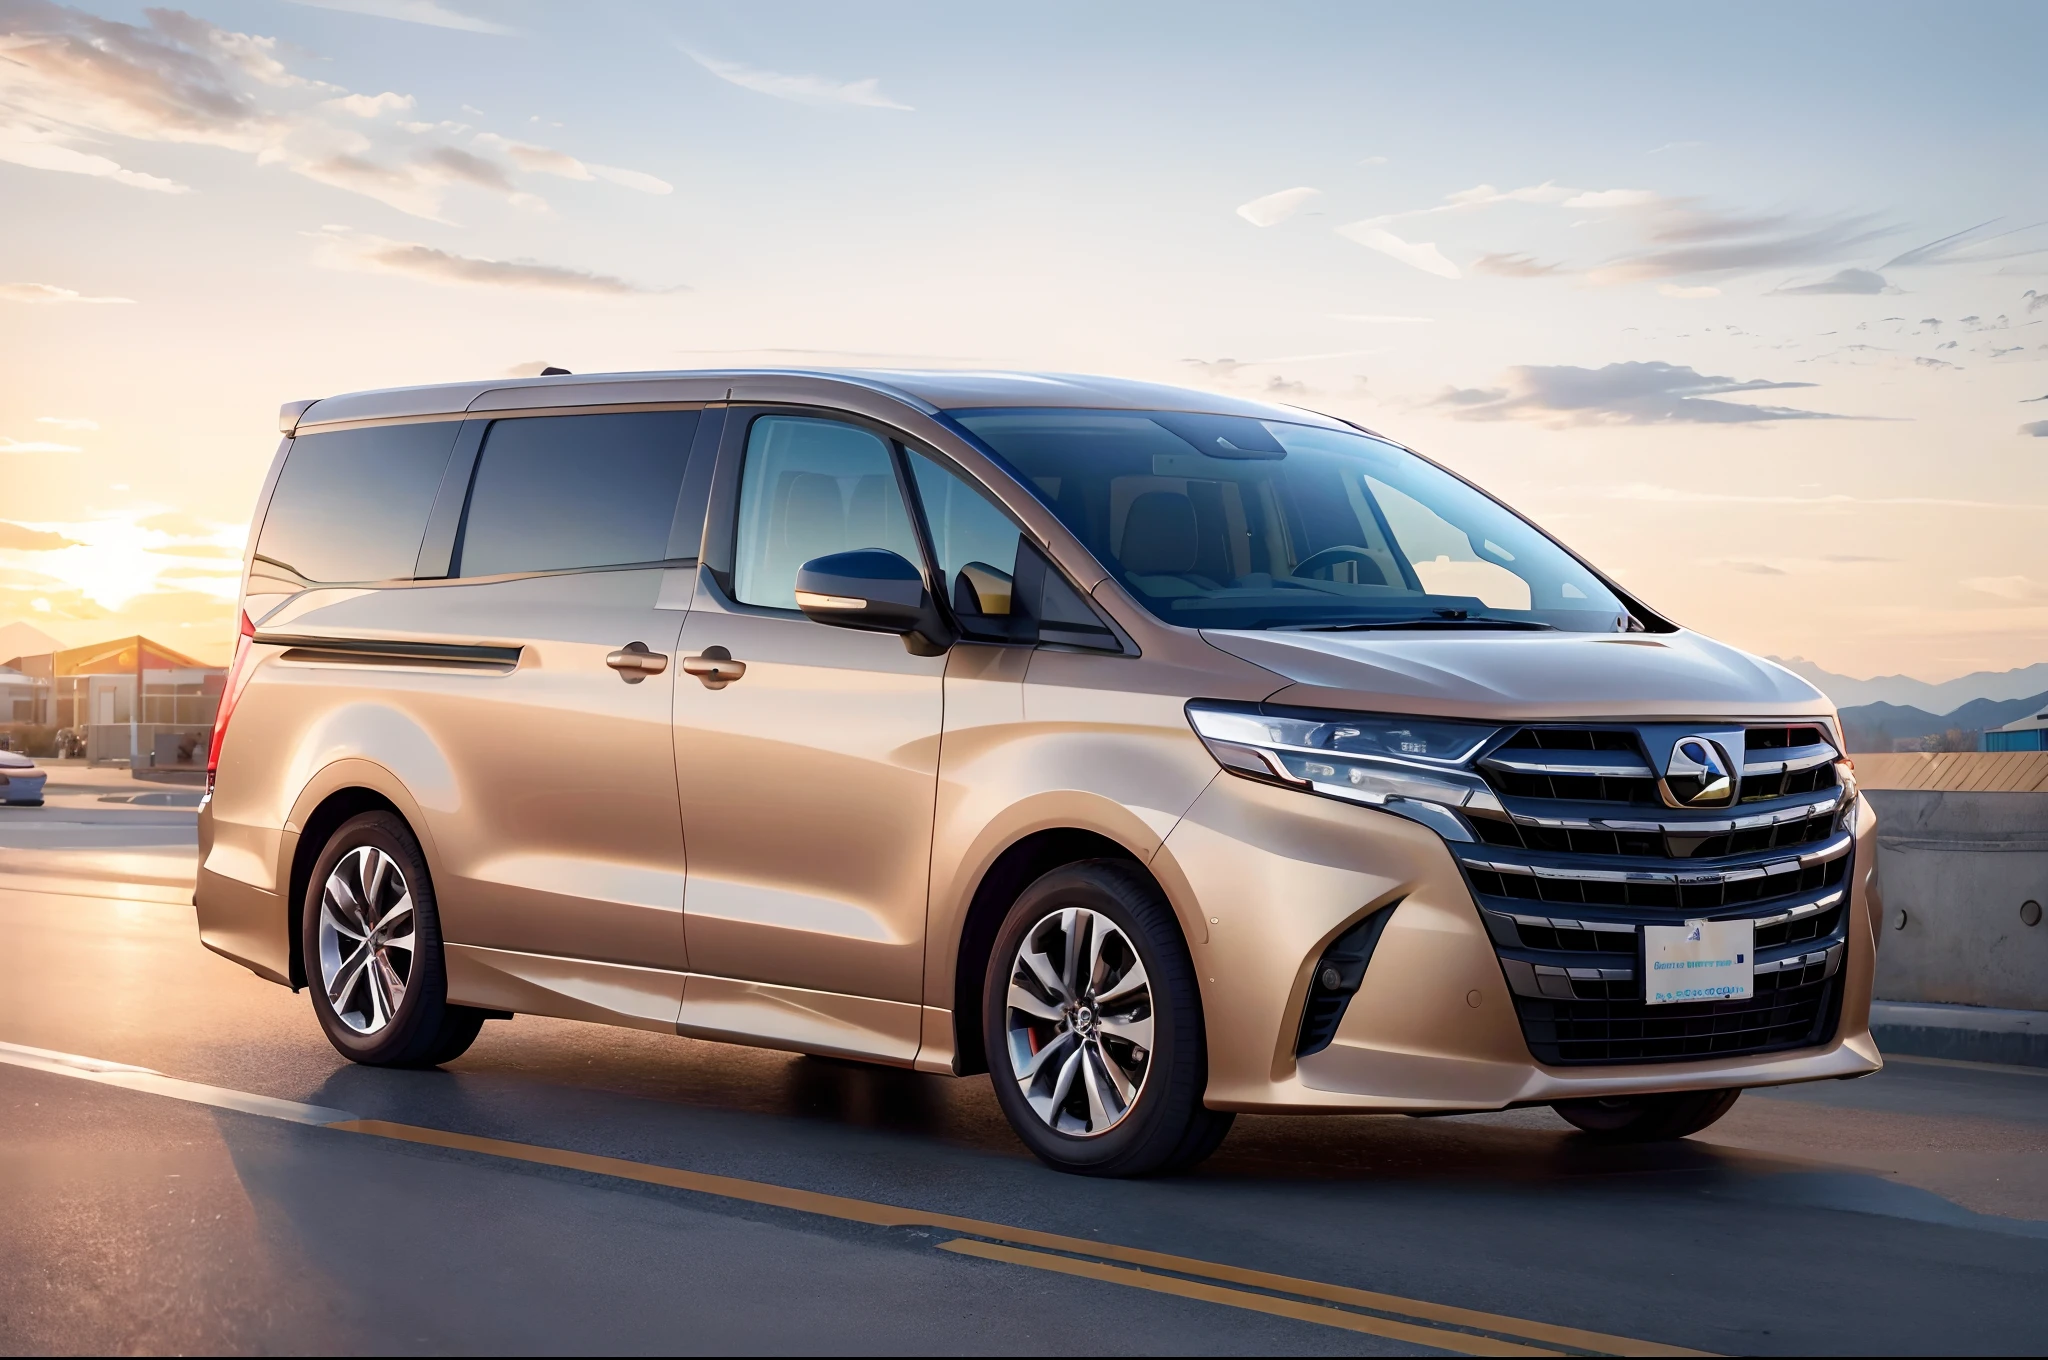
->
[1866, 790, 2048, 1010]
[1862, 788, 2048, 1065]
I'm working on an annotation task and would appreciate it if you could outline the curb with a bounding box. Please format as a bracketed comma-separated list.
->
[1871, 1000, 2048, 1069]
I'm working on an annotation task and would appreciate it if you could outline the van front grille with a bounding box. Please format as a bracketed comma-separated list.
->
[1456, 719, 1855, 1067]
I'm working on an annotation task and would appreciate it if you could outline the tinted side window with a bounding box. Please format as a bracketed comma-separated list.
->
[732, 416, 922, 610]
[456, 411, 700, 577]
[906, 450, 1024, 638]
[256, 422, 459, 583]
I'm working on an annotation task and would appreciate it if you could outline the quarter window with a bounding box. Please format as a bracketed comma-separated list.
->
[256, 421, 458, 584]
[732, 416, 922, 610]
[456, 411, 699, 577]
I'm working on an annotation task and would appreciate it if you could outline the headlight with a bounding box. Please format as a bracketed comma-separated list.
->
[1186, 703, 1505, 842]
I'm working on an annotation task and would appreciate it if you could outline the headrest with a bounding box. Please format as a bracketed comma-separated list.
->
[779, 472, 845, 556]
[1121, 491, 1198, 575]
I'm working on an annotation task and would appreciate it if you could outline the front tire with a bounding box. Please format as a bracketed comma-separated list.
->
[303, 811, 485, 1068]
[1552, 1087, 1741, 1142]
[983, 860, 1232, 1177]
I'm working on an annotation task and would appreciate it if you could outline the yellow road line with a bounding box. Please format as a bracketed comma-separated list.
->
[333, 1119, 1707, 1357]
[0, 1042, 1706, 1357]
[939, 1239, 1560, 1356]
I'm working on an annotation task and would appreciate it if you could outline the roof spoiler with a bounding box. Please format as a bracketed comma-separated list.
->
[279, 399, 317, 434]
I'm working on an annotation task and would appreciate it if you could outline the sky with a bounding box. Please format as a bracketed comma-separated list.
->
[2, 0, 2045, 677]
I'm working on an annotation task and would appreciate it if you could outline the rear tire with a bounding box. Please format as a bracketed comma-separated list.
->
[1552, 1087, 1740, 1142]
[983, 860, 1232, 1177]
[303, 811, 486, 1068]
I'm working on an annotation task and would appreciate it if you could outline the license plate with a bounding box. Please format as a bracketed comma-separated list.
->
[1643, 919, 1754, 1005]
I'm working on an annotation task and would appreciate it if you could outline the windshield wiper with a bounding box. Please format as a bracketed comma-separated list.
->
[1288, 616, 1558, 633]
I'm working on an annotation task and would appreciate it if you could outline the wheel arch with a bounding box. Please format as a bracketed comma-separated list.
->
[281, 761, 438, 991]
[948, 826, 1158, 1076]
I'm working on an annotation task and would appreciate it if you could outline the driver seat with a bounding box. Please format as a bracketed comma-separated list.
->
[1120, 491, 1222, 597]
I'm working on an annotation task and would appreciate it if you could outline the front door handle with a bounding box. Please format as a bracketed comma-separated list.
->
[681, 645, 746, 689]
[605, 641, 669, 683]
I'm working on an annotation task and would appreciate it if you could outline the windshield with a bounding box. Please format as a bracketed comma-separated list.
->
[950, 409, 1633, 633]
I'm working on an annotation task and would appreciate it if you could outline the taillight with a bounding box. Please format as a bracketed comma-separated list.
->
[207, 610, 259, 777]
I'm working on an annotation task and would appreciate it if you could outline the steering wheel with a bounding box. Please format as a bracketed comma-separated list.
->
[1290, 545, 1380, 581]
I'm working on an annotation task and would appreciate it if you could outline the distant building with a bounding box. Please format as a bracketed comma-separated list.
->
[1, 635, 226, 766]
[1985, 708, 2048, 752]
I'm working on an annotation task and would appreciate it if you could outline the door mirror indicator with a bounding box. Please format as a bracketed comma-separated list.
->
[795, 549, 955, 655]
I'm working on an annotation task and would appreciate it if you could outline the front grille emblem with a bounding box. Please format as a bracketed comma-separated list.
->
[1663, 735, 1739, 807]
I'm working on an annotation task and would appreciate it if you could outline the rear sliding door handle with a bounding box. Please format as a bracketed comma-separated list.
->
[681, 646, 746, 689]
[606, 641, 669, 683]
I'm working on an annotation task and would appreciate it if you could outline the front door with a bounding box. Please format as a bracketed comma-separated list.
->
[673, 411, 945, 1057]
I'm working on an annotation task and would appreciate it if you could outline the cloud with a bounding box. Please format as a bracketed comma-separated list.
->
[1915, 356, 1961, 371]
[297, 143, 543, 217]
[2027, 290, 2048, 314]
[1821, 554, 1894, 563]
[1236, 186, 1318, 227]
[1349, 181, 1891, 287]
[413, 145, 516, 193]
[1772, 267, 1895, 296]
[324, 91, 416, 118]
[0, 522, 80, 551]
[284, 0, 514, 34]
[589, 164, 670, 194]
[1359, 155, 1388, 166]
[685, 50, 911, 110]
[0, 435, 82, 453]
[36, 416, 97, 429]
[1589, 211, 1890, 284]
[1565, 188, 1661, 209]
[311, 227, 662, 294]
[1648, 141, 1702, 155]
[1659, 283, 1720, 299]
[473, 134, 672, 194]
[0, 140, 188, 191]
[2023, 421, 2048, 438]
[1725, 560, 1787, 575]
[1965, 575, 2048, 603]
[0, 282, 131, 304]
[1603, 485, 2045, 512]
[150, 542, 241, 558]
[0, 5, 598, 218]
[1330, 314, 1432, 323]
[1472, 252, 1567, 278]
[0, 7, 288, 169]
[1436, 360, 1849, 426]
[1335, 222, 1460, 278]
[1885, 220, 2048, 269]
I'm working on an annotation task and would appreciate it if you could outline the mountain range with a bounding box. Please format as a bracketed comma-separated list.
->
[1769, 657, 2048, 714]
[1837, 690, 2048, 753]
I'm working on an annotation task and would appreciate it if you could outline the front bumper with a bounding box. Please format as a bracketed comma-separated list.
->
[1156, 773, 1881, 1113]
[1, 770, 46, 804]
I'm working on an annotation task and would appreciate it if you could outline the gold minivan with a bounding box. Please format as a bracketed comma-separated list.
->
[197, 370, 1881, 1175]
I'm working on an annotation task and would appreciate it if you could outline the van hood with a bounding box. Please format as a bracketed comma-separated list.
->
[1201, 627, 1830, 723]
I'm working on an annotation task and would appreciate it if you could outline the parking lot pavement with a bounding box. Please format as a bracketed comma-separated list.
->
[3, 814, 2046, 1355]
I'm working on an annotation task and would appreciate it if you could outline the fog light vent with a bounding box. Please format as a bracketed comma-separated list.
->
[1295, 902, 1400, 1058]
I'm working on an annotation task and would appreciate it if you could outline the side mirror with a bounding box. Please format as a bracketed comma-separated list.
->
[795, 549, 955, 656]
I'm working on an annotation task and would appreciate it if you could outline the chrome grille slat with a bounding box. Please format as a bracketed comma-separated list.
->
[1459, 832, 1852, 887]
[1481, 750, 1656, 779]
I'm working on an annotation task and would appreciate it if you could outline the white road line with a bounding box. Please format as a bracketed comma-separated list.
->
[0, 1039, 354, 1125]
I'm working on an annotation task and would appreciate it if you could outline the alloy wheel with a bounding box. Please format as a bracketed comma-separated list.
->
[1003, 907, 1154, 1136]
[317, 845, 415, 1035]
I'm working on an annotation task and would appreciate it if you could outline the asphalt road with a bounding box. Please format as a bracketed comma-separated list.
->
[4, 765, 2047, 1355]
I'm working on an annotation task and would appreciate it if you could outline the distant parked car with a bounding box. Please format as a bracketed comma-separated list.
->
[0, 751, 46, 806]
